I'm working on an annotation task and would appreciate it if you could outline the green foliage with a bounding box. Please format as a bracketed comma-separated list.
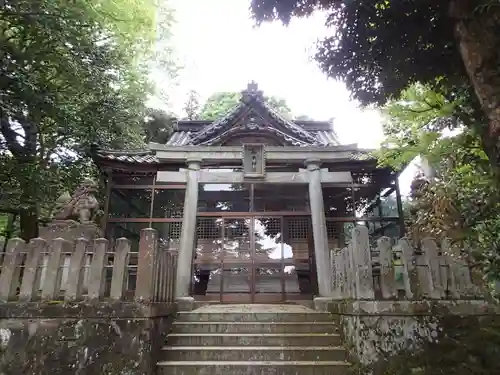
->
[199, 92, 240, 120]
[198, 91, 293, 120]
[250, 0, 500, 172]
[143, 108, 176, 144]
[265, 96, 292, 118]
[376, 84, 462, 170]
[0, 0, 175, 239]
[0, 214, 11, 241]
[250, 0, 464, 105]
[183, 90, 201, 120]
[377, 83, 500, 281]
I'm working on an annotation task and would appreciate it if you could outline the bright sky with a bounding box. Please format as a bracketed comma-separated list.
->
[156, 0, 417, 194]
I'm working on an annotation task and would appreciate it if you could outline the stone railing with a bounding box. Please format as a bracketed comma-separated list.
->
[0, 228, 177, 303]
[331, 226, 481, 300]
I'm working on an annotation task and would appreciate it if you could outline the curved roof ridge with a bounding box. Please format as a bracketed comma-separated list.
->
[189, 101, 245, 144]
[256, 97, 319, 144]
[197, 124, 311, 147]
[189, 92, 319, 146]
[167, 83, 339, 147]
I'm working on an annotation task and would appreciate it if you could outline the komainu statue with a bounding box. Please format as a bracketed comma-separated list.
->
[53, 178, 99, 224]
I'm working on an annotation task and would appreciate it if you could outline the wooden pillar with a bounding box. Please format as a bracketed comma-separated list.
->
[176, 158, 201, 298]
[101, 170, 112, 234]
[305, 158, 332, 297]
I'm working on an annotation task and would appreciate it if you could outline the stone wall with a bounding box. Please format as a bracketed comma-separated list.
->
[0, 225, 178, 374]
[0, 302, 175, 375]
[319, 226, 500, 374]
[320, 300, 500, 375]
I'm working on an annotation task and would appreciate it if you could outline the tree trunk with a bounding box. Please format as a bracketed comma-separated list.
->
[450, 0, 500, 172]
[18, 166, 39, 241]
[19, 207, 38, 242]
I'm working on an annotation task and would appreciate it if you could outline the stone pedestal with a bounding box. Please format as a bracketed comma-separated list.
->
[39, 220, 103, 242]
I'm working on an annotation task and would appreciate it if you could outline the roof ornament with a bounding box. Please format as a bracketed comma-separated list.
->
[242, 80, 263, 102]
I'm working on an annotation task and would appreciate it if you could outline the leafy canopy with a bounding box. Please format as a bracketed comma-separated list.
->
[376, 83, 463, 170]
[0, 0, 174, 239]
[250, 0, 500, 172]
[198, 91, 293, 121]
[250, 0, 465, 105]
[378, 83, 500, 282]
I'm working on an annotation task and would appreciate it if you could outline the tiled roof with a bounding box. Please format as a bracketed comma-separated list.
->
[166, 131, 192, 146]
[189, 102, 246, 144]
[93, 148, 160, 164]
[167, 83, 340, 147]
[257, 99, 319, 145]
[92, 83, 346, 165]
[187, 91, 322, 146]
[165, 129, 339, 146]
[315, 130, 339, 146]
[91, 145, 374, 166]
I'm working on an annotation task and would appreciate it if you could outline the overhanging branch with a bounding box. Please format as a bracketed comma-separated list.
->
[0, 117, 25, 157]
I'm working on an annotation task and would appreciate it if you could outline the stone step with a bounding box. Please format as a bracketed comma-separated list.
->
[160, 346, 346, 361]
[171, 321, 338, 334]
[192, 301, 315, 310]
[166, 332, 342, 346]
[156, 361, 350, 375]
[175, 311, 333, 322]
[158, 305, 348, 375]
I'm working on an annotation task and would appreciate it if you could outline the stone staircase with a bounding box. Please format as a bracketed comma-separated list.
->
[157, 304, 350, 375]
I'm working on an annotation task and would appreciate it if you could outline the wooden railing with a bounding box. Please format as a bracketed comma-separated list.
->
[0, 228, 177, 303]
[331, 226, 481, 300]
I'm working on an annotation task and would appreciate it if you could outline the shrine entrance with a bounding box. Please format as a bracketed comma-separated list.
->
[99, 82, 406, 304]
[191, 183, 317, 303]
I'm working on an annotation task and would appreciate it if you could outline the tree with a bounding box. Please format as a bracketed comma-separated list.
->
[198, 91, 293, 120]
[250, 0, 500, 173]
[1, 0, 174, 240]
[149, 0, 180, 105]
[143, 108, 176, 144]
[199, 92, 240, 120]
[183, 90, 201, 120]
[377, 83, 500, 282]
[377, 83, 463, 171]
[265, 96, 292, 119]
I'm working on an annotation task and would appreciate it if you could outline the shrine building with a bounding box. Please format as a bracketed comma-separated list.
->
[90, 82, 404, 304]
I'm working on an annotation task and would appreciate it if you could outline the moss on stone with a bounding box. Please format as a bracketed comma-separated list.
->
[352, 315, 500, 375]
[0, 302, 176, 375]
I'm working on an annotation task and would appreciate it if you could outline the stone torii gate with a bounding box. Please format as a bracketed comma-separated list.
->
[150, 143, 355, 302]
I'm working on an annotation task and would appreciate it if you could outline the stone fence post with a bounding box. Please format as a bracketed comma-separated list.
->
[135, 228, 158, 302]
[351, 226, 375, 299]
[19, 238, 46, 301]
[135, 228, 177, 303]
[0, 239, 26, 302]
[378, 237, 397, 299]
